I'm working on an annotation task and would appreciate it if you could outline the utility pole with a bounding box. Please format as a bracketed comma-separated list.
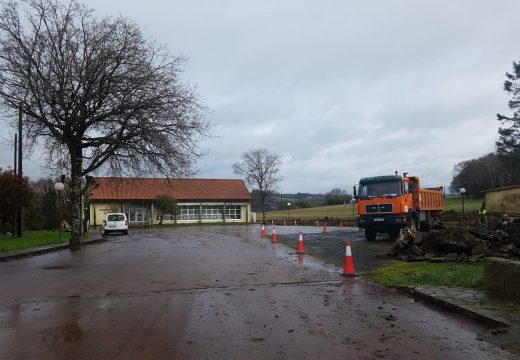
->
[13, 134, 17, 236]
[16, 107, 23, 237]
[13, 134, 17, 173]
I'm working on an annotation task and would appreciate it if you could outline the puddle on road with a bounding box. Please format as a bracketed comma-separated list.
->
[60, 322, 82, 342]
[42, 265, 71, 270]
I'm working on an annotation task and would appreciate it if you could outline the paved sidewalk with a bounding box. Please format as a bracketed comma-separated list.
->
[0, 229, 104, 262]
[400, 285, 520, 327]
[401, 285, 520, 355]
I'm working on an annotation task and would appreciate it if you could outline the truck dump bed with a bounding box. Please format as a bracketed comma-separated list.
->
[416, 188, 444, 211]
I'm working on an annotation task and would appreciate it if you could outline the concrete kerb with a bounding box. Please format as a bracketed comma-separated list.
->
[0, 229, 104, 262]
[397, 285, 510, 328]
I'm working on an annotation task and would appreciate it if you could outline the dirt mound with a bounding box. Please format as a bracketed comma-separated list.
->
[390, 215, 520, 263]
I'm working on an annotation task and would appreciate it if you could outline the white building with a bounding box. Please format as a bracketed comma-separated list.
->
[89, 177, 252, 226]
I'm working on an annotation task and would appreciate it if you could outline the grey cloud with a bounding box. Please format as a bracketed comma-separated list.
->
[1, 0, 519, 192]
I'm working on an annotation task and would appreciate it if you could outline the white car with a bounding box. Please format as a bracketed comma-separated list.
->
[103, 213, 129, 235]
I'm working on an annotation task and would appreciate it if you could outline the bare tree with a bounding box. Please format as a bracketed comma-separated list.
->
[449, 153, 512, 196]
[233, 148, 281, 222]
[0, 0, 208, 248]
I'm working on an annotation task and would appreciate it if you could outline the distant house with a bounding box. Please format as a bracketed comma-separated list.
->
[89, 177, 252, 226]
[481, 184, 520, 214]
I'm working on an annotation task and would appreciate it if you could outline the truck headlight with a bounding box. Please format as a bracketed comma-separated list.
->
[404, 205, 409, 212]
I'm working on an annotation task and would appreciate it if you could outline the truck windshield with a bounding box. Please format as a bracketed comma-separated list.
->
[358, 181, 402, 198]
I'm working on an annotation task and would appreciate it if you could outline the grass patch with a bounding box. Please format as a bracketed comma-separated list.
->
[266, 204, 357, 221]
[443, 196, 483, 212]
[0, 231, 69, 252]
[364, 261, 484, 289]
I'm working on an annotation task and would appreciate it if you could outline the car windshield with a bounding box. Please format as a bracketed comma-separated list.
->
[358, 181, 402, 198]
[107, 214, 125, 221]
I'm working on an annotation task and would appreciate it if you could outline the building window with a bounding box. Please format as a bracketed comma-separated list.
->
[156, 213, 176, 221]
[225, 205, 241, 220]
[179, 205, 200, 220]
[201, 205, 223, 220]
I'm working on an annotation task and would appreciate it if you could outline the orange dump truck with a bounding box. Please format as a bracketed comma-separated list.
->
[355, 174, 444, 241]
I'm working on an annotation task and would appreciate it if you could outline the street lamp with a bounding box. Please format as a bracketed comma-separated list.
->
[287, 202, 291, 219]
[55, 181, 65, 242]
[459, 187, 466, 214]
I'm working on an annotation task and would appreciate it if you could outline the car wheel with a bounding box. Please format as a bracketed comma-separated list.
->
[104, 230, 109, 235]
[124, 230, 128, 235]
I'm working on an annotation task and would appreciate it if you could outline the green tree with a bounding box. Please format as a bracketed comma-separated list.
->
[0, 0, 208, 248]
[324, 188, 352, 205]
[155, 194, 177, 225]
[497, 61, 520, 182]
[0, 169, 32, 235]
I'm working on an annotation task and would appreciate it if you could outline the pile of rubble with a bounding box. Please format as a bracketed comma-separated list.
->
[390, 215, 520, 263]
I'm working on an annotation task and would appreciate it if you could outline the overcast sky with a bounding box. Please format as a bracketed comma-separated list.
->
[1, 0, 519, 193]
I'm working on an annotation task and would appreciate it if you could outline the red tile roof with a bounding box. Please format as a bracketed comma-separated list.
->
[90, 177, 251, 201]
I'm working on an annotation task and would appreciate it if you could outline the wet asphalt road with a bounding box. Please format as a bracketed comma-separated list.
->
[0, 225, 516, 359]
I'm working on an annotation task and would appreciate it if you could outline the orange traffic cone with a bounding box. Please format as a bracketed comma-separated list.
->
[323, 223, 327, 233]
[271, 227, 277, 243]
[342, 240, 358, 277]
[261, 224, 266, 238]
[297, 232, 305, 254]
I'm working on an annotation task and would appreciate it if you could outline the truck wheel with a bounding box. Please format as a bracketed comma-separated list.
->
[409, 216, 418, 232]
[365, 228, 377, 242]
[388, 230, 400, 241]
[420, 221, 430, 232]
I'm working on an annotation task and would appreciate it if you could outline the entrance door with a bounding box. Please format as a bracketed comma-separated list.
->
[127, 208, 148, 223]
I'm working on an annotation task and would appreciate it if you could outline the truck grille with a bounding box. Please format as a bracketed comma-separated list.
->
[365, 204, 393, 213]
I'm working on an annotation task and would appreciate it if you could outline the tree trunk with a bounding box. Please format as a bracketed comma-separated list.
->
[69, 151, 83, 250]
[260, 189, 267, 223]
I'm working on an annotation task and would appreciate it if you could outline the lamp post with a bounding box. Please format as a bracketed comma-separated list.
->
[459, 188, 466, 214]
[287, 202, 291, 219]
[55, 181, 65, 242]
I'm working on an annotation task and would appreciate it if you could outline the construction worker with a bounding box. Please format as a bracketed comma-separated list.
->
[478, 202, 487, 224]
